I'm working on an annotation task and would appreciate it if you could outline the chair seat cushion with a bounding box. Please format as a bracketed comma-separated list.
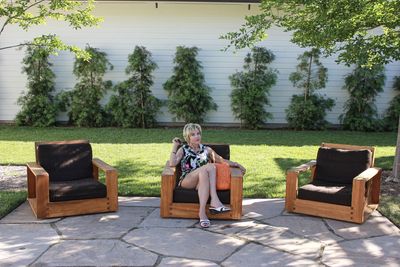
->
[315, 147, 372, 184]
[173, 187, 230, 204]
[49, 178, 107, 202]
[297, 180, 353, 206]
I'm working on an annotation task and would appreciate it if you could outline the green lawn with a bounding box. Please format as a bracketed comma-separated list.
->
[0, 125, 397, 223]
[0, 191, 27, 219]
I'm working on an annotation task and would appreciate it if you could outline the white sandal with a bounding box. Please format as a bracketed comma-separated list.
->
[209, 206, 231, 215]
[199, 219, 210, 228]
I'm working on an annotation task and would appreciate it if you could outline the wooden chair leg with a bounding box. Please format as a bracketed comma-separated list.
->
[230, 177, 243, 219]
[352, 179, 366, 223]
[285, 172, 298, 211]
[371, 169, 382, 205]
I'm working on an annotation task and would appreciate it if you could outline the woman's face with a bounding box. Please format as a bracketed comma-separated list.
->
[189, 129, 201, 145]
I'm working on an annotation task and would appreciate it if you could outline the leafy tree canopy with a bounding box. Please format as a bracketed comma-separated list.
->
[0, 0, 102, 58]
[222, 0, 400, 67]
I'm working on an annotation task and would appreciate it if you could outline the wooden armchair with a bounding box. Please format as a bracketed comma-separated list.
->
[160, 144, 243, 220]
[285, 143, 382, 224]
[27, 140, 118, 219]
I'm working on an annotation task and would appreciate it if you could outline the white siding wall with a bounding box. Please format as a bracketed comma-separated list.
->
[0, 2, 399, 124]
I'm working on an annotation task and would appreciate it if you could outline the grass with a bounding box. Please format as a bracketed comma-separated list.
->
[0, 191, 27, 219]
[379, 196, 400, 227]
[0, 125, 398, 224]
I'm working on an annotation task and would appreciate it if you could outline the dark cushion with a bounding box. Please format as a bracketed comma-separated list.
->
[49, 178, 107, 202]
[173, 187, 230, 204]
[37, 142, 93, 182]
[315, 147, 372, 184]
[204, 144, 230, 160]
[298, 180, 353, 206]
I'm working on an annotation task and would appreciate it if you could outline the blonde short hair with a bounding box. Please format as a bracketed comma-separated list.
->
[183, 123, 202, 143]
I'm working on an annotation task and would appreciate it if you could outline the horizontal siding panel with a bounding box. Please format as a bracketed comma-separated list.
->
[1, 2, 399, 124]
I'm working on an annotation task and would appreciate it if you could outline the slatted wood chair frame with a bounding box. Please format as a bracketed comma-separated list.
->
[27, 140, 118, 219]
[285, 143, 382, 224]
[160, 144, 243, 220]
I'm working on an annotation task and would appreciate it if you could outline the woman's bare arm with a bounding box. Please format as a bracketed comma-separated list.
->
[169, 147, 183, 167]
[208, 147, 246, 174]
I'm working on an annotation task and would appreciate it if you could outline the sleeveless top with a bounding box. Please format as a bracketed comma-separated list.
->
[179, 144, 209, 181]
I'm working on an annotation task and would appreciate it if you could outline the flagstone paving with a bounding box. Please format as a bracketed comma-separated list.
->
[0, 197, 399, 266]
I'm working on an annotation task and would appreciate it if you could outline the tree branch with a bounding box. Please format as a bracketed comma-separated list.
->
[0, 43, 30, 50]
[0, 0, 47, 36]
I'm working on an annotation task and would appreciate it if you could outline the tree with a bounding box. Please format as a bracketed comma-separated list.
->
[16, 45, 58, 127]
[164, 46, 217, 123]
[222, 0, 400, 67]
[57, 46, 112, 127]
[223, 0, 400, 181]
[384, 76, 400, 131]
[106, 46, 161, 128]
[286, 48, 334, 130]
[230, 47, 277, 129]
[0, 0, 101, 57]
[340, 64, 385, 131]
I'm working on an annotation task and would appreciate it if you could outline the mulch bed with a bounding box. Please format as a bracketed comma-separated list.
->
[0, 165, 26, 191]
[381, 170, 400, 197]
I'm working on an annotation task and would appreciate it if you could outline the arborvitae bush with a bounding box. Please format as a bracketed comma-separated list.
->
[286, 48, 334, 130]
[230, 47, 278, 129]
[57, 46, 112, 127]
[163, 46, 217, 123]
[106, 46, 161, 128]
[384, 76, 400, 131]
[340, 64, 385, 131]
[16, 45, 58, 127]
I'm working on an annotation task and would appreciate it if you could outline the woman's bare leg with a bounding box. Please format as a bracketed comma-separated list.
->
[181, 164, 225, 219]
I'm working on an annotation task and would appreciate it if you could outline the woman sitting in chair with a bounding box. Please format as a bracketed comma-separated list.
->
[169, 123, 246, 228]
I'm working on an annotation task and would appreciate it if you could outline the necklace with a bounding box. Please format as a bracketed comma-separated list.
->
[189, 144, 201, 154]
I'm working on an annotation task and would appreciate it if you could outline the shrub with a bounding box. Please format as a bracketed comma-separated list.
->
[230, 47, 278, 129]
[16, 45, 58, 126]
[106, 46, 161, 128]
[340, 64, 385, 131]
[286, 94, 335, 130]
[57, 46, 112, 127]
[286, 48, 334, 130]
[384, 76, 400, 131]
[163, 46, 217, 123]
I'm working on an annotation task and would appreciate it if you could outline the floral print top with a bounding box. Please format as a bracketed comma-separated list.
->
[179, 144, 209, 182]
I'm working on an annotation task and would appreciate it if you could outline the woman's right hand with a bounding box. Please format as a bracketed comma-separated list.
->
[172, 137, 181, 149]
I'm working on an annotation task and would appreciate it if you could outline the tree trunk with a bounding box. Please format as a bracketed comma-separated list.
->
[387, 116, 400, 182]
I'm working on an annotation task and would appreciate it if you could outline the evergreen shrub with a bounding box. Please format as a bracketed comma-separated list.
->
[230, 47, 278, 129]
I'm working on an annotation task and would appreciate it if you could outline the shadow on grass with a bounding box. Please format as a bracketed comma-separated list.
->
[273, 157, 314, 188]
[113, 160, 162, 197]
[243, 176, 286, 198]
[376, 156, 395, 170]
[0, 125, 396, 146]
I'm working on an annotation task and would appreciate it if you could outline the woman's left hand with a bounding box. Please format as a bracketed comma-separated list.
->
[238, 164, 246, 175]
[233, 162, 246, 175]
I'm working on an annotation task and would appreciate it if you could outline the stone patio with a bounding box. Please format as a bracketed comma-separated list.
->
[1, 197, 399, 266]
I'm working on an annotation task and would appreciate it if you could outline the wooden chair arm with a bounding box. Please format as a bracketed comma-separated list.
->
[230, 167, 243, 179]
[92, 158, 116, 173]
[162, 161, 176, 176]
[26, 162, 49, 205]
[287, 160, 317, 174]
[354, 167, 382, 182]
[161, 161, 176, 191]
[27, 162, 49, 177]
[160, 161, 177, 217]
